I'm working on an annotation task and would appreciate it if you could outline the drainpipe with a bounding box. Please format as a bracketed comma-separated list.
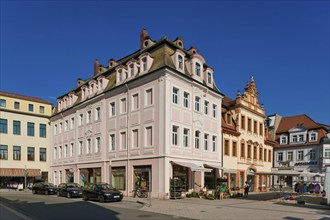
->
[125, 83, 130, 197]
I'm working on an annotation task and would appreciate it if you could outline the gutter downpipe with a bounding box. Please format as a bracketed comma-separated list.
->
[125, 83, 130, 197]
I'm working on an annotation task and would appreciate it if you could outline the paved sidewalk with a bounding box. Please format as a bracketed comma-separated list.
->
[124, 193, 330, 220]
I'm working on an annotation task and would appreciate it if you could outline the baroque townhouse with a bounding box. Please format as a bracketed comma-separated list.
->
[0, 91, 52, 188]
[221, 77, 275, 192]
[267, 114, 330, 186]
[50, 29, 224, 199]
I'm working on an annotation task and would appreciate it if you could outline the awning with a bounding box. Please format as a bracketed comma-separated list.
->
[204, 164, 224, 170]
[171, 161, 212, 172]
[223, 168, 237, 174]
[254, 170, 301, 176]
[0, 168, 41, 177]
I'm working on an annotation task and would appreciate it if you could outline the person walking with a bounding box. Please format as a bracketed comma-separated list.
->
[244, 181, 250, 197]
[219, 183, 227, 200]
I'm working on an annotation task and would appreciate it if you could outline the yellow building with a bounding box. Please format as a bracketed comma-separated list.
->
[0, 91, 52, 189]
[221, 77, 275, 192]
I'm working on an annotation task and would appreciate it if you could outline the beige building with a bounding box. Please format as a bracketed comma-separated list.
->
[0, 91, 52, 189]
[221, 77, 275, 192]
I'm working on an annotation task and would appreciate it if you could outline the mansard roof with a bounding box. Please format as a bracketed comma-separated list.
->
[0, 90, 52, 105]
[276, 114, 324, 133]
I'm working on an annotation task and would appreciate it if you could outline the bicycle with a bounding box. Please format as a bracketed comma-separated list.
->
[133, 187, 148, 198]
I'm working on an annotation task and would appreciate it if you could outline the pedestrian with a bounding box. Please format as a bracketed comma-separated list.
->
[244, 181, 250, 197]
[219, 183, 227, 200]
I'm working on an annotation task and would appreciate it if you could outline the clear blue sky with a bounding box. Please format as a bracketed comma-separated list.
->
[1, 1, 329, 124]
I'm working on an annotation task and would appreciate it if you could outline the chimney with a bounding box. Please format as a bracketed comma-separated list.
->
[94, 59, 99, 76]
[140, 29, 149, 49]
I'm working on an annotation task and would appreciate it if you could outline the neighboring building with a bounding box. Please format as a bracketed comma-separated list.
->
[50, 29, 224, 199]
[0, 91, 52, 189]
[221, 77, 275, 192]
[268, 114, 330, 186]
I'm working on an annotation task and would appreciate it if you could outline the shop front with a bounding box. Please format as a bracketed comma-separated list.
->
[79, 168, 101, 186]
[133, 165, 151, 192]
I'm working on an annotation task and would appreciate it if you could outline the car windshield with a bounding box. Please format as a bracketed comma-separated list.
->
[100, 184, 115, 190]
[67, 183, 80, 188]
[44, 183, 54, 187]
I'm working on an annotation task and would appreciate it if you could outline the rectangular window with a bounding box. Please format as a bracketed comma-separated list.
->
[268, 150, 271, 162]
[212, 104, 217, 118]
[95, 137, 101, 153]
[28, 104, 34, 112]
[253, 146, 257, 160]
[287, 151, 293, 161]
[70, 143, 74, 157]
[259, 147, 263, 160]
[264, 149, 267, 162]
[120, 132, 126, 149]
[79, 114, 83, 126]
[195, 131, 200, 149]
[232, 141, 237, 157]
[145, 126, 153, 146]
[310, 133, 317, 141]
[27, 147, 35, 161]
[204, 134, 209, 151]
[79, 141, 83, 155]
[224, 140, 230, 155]
[121, 98, 127, 113]
[130, 64, 134, 77]
[27, 122, 35, 136]
[204, 101, 209, 115]
[292, 135, 298, 143]
[253, 121, 258, 134]
[247, 118, 252, 132]
[13, 120, 21, 135]
[247, 145, 252, 159]
[132, 94, 139, 110]
[207, 72, 212, 84]
[325, 149, 330, 158]
[14, 101, 20, 110]
[195, 96, 200, 111]
[87, 139, 91, 154]
[95, 107, 101, 121]
[309, 149, 316, 160]
[145, 89, 153, 106]
[0, 145, 8, 160]
[277, 152, 283, 161]
[226, 114, 231, 124]
[183, 92, 189, 108]
[172, 126, 179, 146]
[280, 136, 287, 144]
[39, 106, 45, 113]
[110, 102, 116, 116]
[241, 115, 245, 130]
[110, 134, 115, 151]
[70, 118, 74, 130]
[0, 99, 6, 107]
[212, 136, 217, 152]
[241, 143, 245, 158]
[87, 111, 91, 123]
[0, 119, 8, 133]
[132, 129, 139, 148]
[183, 128, 189, 147]
[178, 55, 183, 69]
[298, 134, 304, 142]
[259, 123, 263, 136]
[40, 148, 46, 161]
[54, 147, 57, 159]
[195, 62, 201, 76]
[39, 124, 46, 137]
[111, 167, 126, 190]
[172, 87, 179, 104]
[64, 145, 68, 158]
[297, 150, 304, 160]
[13, 146, 21, 160]
[64, 120, 68, 131]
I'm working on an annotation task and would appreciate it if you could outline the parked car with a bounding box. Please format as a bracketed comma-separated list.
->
[32, 182, 58, 195]
[82, 183, 123, 202]
[57, 183, 83, 198]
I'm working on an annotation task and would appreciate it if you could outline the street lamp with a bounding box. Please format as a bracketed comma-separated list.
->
[24, 165, 28, 191]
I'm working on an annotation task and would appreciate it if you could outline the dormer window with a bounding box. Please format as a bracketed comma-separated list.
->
[309, 132, 317, 142]
[298, 134, 304, 142]
[292, 135, 297, 143]
[226, 113, 231, 125]
[280, 136, 287, 145]
[207, 72, 212, 84]
[178, 55, 183, 70]
[195, 62, 201, 76]
[130, 64, 134, 77]
[142, 57, 147, 71]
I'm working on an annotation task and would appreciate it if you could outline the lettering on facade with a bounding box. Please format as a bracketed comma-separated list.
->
[294, 161, 317, 166]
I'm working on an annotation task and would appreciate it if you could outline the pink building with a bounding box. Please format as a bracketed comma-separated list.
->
[50, 30, 224, 199]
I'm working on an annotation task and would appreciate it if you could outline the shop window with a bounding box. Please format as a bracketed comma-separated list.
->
[133, 166, 151, 192]
[111, 167, 126, 190]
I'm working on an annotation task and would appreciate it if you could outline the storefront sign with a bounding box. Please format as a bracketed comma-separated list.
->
[294, 161, 317, 166]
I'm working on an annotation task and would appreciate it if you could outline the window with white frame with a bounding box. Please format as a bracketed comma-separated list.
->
[183, 92, 189, 108]
[87, 139, 91, 154]
[145, 126, 153, 146]
[59, 146, 62, 158]
[132, 93, 139, 110]
[110, 102, 116, 117]
[0, 99, 6, 107]
[145, 89, 153, 106]
[59, 123, 62, 133]
[309, 149, 316, 160]
[183, 128, 189, 147]
[79, 141, 83, 155]
[297, 150, 304, 160]
[292, 135, 298, 143]
[109, 134, 115, 151]
[195, 96, 200, 111]
[195, 130, 201, 149]
[195, 62, 201, 76]
[54, 147, 57, 159]
[178, 54, 183, 70]
[70, 118, 74, 130]
[204, 101, 209, 115]
[212, 104, 217, 118]
[280, 136, 287, 145]
[120, 131, 126, 150]
[70, 143, 74, 157]
[277, 152, 283, 161]
[287, 151, 293, 161]
[132, 129, 139, 148]
[79, 114, 83, 126]
[172, 126, 179, 146]
[298, 134, 304, 142]
[309, 133, 317, 142]
[64, 120, 68, 131]
[121, 98, 127, 114]
[212, 136, 217, 152]
[95, 137, 101, 153]
[204, 133, 209, 151]
[87, 111, 91, 124]
[95, 107, 101, 121]
[54, 124, 57, 135]
[325, 149, 330, 158]
[64, 144, 68, 157]
[172, 87, 179, 104]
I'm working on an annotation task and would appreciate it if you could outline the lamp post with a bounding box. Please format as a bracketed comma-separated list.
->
[24, 165, 28, 191]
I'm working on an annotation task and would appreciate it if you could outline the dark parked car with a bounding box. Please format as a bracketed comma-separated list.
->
[32, 182, 58, 195]
[82, 183, 123, 202]
[57, 183, 83, 198]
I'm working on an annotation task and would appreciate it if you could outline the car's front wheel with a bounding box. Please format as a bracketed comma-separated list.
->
[57, 191, 60, 197]
[82, 194, 88, 201]
[45, 190, 49, 195]
[67, 192, 71, 198]
[98, 195, 105, 203]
